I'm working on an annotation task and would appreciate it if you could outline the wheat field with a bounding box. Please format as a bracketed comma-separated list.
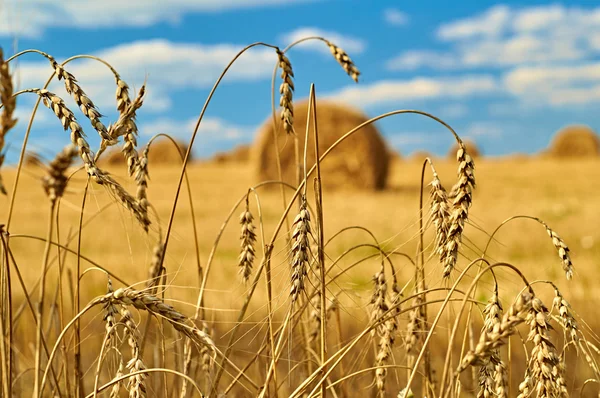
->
[1, 40, 600, 398]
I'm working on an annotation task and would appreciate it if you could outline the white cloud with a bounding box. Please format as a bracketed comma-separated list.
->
[437, 5, 510, 40]
[327, 75, 498, 107]
[13, 39, 277, 113]
[0, 0, 312, 37]
[504, 62, 600, 105]
[383, 9, 409, 26]
[280, 27, 366, 54]
[389, 5, 600, 71]
[386, 51, 458, 71]
[140, 116, 255, 141]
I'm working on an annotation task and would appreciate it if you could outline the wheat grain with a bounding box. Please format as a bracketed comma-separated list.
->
[95, 287, 215, 351]
[276, 48, 294, 135]
[526, 297, 567, 397]
[429, 169, 450, 263]
[542, 222, 573, 280]
[325, 41, 360, 82]
[119, 306, 147, 398]
[458, 292, 532, 372]
[0, 48, 17, 195]
[552, 287, 578, 344]
[147, 241, 165, 291]
[290, 196, 311, 302]
[42, 144, 78, 203]
[477, 291, 506, 398]
[45, 54, 112, 142]
[238, 198, 256, 284]
[443, 143, 476, 278]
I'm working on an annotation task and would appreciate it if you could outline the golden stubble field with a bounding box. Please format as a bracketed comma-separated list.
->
[3, 153, 600, 396]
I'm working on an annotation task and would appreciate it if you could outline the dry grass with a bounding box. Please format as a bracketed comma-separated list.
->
[1, 41, 600, 398]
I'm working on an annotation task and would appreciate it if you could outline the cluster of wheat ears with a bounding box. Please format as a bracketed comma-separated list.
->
[0, 36, 596, 398]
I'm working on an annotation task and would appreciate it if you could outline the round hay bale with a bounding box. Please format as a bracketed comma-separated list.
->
[448, 140, 481, 159]
[211, 144, 251, 164]
[547, 125, 600, 158]
[102, 139, 191, 166]
[253, 101, 389, 190]
[408, 150, 433, 162]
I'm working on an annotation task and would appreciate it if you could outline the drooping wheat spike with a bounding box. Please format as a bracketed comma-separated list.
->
[525, 297, 567, 397]
[429, 169, 450, 262]
[368, 266, 396, 397]
[0, 48, 17, 195]
[200, 321, 213, 375]
[45, 54, 112, 142]
[443, 143, 476, 278]
[290, 196, 311, 302]
[147, 241, 165, 291]
[542, 221, 574, 280]
[103, 278, 122, 395]
[553, 287, 578, 344]
[36, 89, 101, 181]
[109, 359, 125, 398]
[135, 145, 150, 216]
[458, 292, 532, 372]
[309, 291, 321, 343]
[119, 305, 147, 398]
[42, 144, 78, 203]
[325, 41, 361, 82]
[404, 294, 424, 356]
[370, 267, 388, 336]
[516, 372, 532, 398]
[238, 196, 256, 283]
[103, 278, 119, 349]
[102, 173, 150, 231]
[118, 85, 145, 176]
[477, 291, 507, 398]
[115, 74, 131, 115]
[276, 48, 294, 135]
[94, 287, 215, 351]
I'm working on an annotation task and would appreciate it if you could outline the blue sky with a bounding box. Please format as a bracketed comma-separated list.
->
[1, 0, 600, 161]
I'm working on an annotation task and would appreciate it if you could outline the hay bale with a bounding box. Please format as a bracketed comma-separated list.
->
[212, 144, 251, 164]
[448, 140, 481, 159]
[547, 125, 600, 158]
[253, 100, 389, 190]
[408, 150, 433, 162]
[102, 139, 191, 166]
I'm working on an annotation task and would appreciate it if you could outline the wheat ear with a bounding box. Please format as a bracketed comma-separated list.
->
[0, 48, 17, 195]
[276, 48, 294, 135]
[325, 40, 361, 82]
[443, 143, 476, 278]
